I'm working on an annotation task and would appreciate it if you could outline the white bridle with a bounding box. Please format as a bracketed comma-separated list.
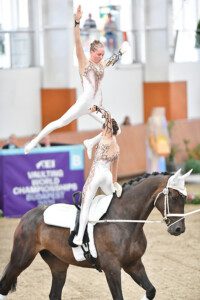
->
[153, 185, 200, 228]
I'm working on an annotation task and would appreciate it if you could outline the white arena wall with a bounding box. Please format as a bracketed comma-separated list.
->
[169, 62, 200, 120]
[0, 68, 41, 139]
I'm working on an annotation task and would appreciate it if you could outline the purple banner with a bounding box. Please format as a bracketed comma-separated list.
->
[0, 146, 84, 217]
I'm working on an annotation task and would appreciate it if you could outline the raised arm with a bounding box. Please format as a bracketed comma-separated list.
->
[90, 105, 112, 135]
[74, 5, 88, 72]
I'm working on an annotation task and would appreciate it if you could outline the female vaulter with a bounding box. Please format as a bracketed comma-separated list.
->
[73, 106, 122, 246]
[24, 5, 124, 156]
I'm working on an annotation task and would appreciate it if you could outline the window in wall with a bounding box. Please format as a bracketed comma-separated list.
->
[0, 0, 33, 69]
[173, 0, 200, 62]
[0, 0, 12, 30]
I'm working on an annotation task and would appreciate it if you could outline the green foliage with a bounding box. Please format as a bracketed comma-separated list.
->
[195, 19, 200, 48]
[183, 140, 200, 173]
[167, 144, 179, 162]
[184, 158, 200, 174]
[188, 144, 200, 160]
[186, 194, 200, 204]
[183, 139, 200, 157]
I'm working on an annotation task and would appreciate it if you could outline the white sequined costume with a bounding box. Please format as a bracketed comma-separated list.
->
[73, 110, 120, 246]
[24, 61, 105, 154]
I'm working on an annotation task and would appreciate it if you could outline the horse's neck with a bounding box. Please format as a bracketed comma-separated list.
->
[109, 177, 166, 222]
[105, 176, 169, 242]
[108, 191, 153, 223]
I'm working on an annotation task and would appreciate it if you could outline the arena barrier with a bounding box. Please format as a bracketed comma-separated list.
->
[0, 145, 84, 217]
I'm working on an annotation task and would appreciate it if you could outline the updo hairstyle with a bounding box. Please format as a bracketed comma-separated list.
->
[90, 40, 104, 52]
[102, 118, 119, 135]
[112, 118, 119, 135]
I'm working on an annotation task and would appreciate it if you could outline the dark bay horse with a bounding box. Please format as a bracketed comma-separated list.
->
[0, 172, 188, 300]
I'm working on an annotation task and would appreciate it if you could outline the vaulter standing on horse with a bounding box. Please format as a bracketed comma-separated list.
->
[73, 106, 122, 246]
[24, 5, 124, 156]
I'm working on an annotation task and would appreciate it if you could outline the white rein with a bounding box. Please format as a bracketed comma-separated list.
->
[89, 187, 200, 228]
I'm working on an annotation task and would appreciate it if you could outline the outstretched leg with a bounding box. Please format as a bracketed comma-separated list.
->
[83, 111, 104, 159]
[24, 100, 88, 154]
[123, 259, 156, 300]
[40, 250, 68, 300]
[83, 133, 102, 159]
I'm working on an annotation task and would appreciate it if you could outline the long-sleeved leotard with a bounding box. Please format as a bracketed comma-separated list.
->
[73, 109, 120, 246]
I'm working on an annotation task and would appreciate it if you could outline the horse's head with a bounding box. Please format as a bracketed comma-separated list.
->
[154, 169, 193, 236]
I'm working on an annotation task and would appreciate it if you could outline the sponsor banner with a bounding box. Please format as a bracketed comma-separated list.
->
[0, 146, 84, 217]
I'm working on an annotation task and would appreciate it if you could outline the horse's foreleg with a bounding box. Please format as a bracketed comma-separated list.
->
[123, 259, 156, 300]
[103, 261, 124, 300]
[40, 250, 68, 300]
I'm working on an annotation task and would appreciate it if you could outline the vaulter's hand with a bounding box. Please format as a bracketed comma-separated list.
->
[75, 5, 82, 22]
[89, 105, 98, 113]
[113, 182, 122, 198]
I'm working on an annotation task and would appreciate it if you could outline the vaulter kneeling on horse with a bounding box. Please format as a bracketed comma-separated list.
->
[72, 105, 122, 247]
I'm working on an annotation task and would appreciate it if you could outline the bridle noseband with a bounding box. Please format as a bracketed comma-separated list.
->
[154, 187, 185, 227]
[154, 188, 170, 223]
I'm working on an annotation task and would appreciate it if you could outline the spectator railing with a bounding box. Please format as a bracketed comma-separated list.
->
[1, 28, 199, 69]
[0, 30, 34, 69]
[80, 28, 144, 64]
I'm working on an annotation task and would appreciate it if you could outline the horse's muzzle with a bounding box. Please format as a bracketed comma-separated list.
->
[167, 220, 185, 236]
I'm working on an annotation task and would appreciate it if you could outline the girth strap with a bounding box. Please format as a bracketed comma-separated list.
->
[81, 243, 102, 273]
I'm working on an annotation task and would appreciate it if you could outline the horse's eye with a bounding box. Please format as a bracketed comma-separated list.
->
[170, 192, 181, 201]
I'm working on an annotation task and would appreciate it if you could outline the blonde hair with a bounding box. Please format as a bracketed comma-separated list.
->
[90, 40, 104, 52]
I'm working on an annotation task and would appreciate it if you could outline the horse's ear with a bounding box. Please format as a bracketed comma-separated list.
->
[180, 169, 193, 180]
[173, 168, 182, 179]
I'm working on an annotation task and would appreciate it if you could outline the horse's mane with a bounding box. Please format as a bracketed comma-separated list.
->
[122, 171, 171, 191]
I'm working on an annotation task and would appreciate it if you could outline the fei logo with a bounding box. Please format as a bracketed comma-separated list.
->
[36, 160, 56, 169]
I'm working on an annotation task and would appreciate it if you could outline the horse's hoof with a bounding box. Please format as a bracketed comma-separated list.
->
[0, 294, 7, 299]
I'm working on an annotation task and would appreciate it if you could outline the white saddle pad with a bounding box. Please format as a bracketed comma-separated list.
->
[43, 194, 113, 261]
